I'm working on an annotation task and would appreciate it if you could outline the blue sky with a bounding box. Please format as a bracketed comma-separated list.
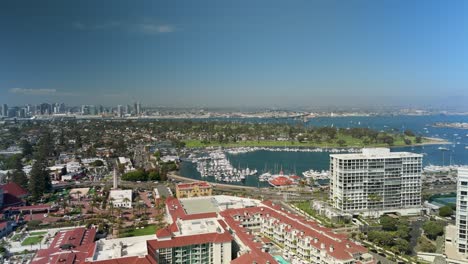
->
[1, 0, 468, 109]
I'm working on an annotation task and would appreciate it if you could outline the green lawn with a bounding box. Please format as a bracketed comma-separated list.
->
[29, 231, 47, 236]
[119, 225, 157, 237]
[11, 234, 22, 241]
[184, 135, 432, 148]
[21, 235, 43, 246]
[293, 201, 333, 227]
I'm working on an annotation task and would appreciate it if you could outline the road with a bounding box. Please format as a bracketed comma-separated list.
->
[168, 171, 259, 191]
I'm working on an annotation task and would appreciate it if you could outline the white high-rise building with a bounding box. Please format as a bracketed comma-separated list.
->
[330, 148, 423, 216]
[117, 105, 123, 117]
[456, 168, 468, 256]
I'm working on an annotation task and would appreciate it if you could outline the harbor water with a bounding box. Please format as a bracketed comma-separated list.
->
[179, 115, 468, 187]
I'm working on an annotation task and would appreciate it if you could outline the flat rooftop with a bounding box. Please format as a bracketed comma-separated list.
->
[154, 185, 172, 198]
[180, 197, 219, 215]
[93, 235, 156, 261]
[177, 218, 221, 236]
[330, 148, 422, 159]
[179, 195, 261, 215]
[109, 189, 132, 203]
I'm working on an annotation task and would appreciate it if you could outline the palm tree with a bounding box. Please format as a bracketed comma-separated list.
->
[61, 199, 68, 214]
[116, 207, 122, 218]
[109, 197, 115, 216]
[75, 190, 82, 202]
[89, 200, 96, 214]
[136, 201, 143, 216]
[122, 197, 131, 207]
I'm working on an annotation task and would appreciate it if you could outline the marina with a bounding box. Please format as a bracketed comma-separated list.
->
[179, 115, 468, 188]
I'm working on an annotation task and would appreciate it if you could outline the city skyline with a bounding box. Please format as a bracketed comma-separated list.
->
[1, 1, 468, 109]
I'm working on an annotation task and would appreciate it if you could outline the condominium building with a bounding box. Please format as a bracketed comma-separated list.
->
[330, 148, 423, 216]
[222, 201, 373, 264]
[175, 181, 212, 198]
[148, 218, 232, 264]
[456, 168, 468, 257]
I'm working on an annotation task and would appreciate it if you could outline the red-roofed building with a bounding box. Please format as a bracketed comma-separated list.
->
[175, 181, 212, 198]
[221, 202, 375, 264]
[148, 217, 233, 264]
[0, 182, 28, 208]
[31, 227, 97, 264]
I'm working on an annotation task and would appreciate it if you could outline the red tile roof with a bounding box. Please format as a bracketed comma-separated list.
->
[1, 182, 28, 197]
[6, 204, 52, 211]
[86, 255, 157, 264]
[31, 227, 97, 264]
[222, 211, 276, 264]
[176, 181, 211, 190]
[0, 221, 9, 230]
[148, 231, 232, 250]
[221, 201, 369, 262]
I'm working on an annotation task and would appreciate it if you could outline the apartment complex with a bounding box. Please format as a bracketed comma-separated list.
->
[148, 218, 232, 264]
[30, 195, 373, 264]
[456, 168, 468, 257]
[175, 181, 212, 198]
[330, 148, 423, 216]
[223, 201, 372, 264]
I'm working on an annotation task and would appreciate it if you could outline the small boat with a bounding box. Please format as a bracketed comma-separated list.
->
[438, 147, 449, 151]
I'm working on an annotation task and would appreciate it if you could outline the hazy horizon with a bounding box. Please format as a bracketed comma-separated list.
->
[1, 1, 468, 110]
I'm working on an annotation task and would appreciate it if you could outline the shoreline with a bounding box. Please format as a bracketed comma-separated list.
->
[184, 137, 450, 149]
[416, 137, 451, 146]
[168, 172, 260, 190]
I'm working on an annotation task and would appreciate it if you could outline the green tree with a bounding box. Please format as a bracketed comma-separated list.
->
[423, 220, 444, 240]
[439, 205, 454, 217]
[35, 130, 55, 158]
[4, 154, 23, 170]
[20, 140, 33, 157]
[404, 130, 415, 137]
[28, 159, 51, 200]
[148, 171, 160, 181]
[11, 170, 28, 189]
[367, 231, 394, 246]
[380, 215, 398, 231]
[415, 136, 422, 144]
[90, 160, 104, 167]
[337, 139, 347, 147]
[393, 238, 410, 254]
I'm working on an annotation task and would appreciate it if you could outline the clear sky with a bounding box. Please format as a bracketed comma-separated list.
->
[1, 0, 468, 109]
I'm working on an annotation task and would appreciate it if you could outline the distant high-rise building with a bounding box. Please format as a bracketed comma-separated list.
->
[133, 102, 138, 115]
[40, 103, 52, 115]
[18, 108, 26, 118]
[125, 104, 131, 115]
[89, 105, 97, 115]
[7, 108, 17, 118]
[1, 104, 8, 117]
[117, 105, 123, 117]
[60, 103, 66, 113]
[457, 168, 468, 255]
[330, 148, 423, 217]
[81, 105, 88, 115]
[136, 102, 141, 115]
[26, 104, 33, 116]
